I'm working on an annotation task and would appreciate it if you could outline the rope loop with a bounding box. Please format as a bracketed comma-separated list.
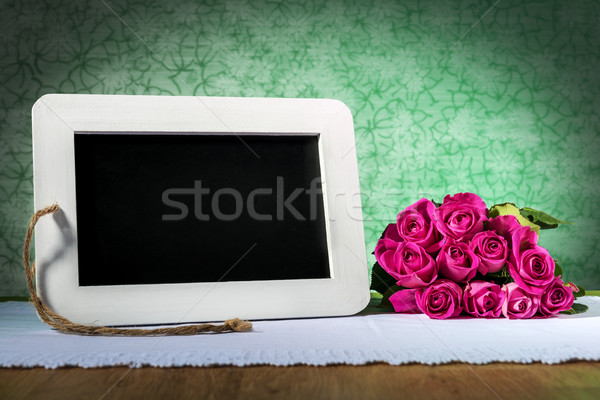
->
[23, 204, 252, 336]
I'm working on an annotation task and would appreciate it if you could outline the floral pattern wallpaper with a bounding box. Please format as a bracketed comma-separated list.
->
[1, 0, 599, 295]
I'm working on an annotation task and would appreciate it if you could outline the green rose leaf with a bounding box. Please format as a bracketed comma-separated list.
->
[574, 285, 586, 298]
[378, 285, 402, 309]
[489, 203, 541, 234]
[519, 207, 572, 230]
[559, 303, 589, 315]
[370, 262, 397, 295]
[482, 264, 512, 285]
[554, 263, 563, 277]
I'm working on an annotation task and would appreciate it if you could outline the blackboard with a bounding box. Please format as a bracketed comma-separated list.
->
[74, 133, 331, 286]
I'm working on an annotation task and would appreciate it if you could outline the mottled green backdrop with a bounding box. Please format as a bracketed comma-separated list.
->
[1, 0, 599, 295]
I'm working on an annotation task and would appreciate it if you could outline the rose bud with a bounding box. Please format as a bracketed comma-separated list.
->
[502, 282, 539, 319]
[416, 279, 464, 319]
[564, 282, 579, 293]
[486, 215, 522, 249]
[538, 277, 575, 317]
[433, 192, 488, 241]
[396, 198, 444, 252]
[375, 241, 437, 288]
[463, 281, 506, 318]
[470, 230, 508, 275]
[508, 239, 555, 295]
[436, 241, 479, 282]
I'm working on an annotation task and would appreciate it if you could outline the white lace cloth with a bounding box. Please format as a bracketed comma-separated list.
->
[1, 297, 599, 369]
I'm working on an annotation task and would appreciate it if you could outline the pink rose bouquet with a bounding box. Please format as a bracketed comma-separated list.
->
[371, 193, 586, 319]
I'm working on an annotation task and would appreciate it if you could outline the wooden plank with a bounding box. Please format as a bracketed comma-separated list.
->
[1, 363, 599, 400]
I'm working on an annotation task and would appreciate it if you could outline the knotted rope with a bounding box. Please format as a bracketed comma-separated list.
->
[23, 204, 252, 335]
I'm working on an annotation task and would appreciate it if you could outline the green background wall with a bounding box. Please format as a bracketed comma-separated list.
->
[1, 0, 599, 295]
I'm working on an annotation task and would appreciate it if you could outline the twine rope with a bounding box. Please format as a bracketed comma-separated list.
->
[23, 203, 252, 335]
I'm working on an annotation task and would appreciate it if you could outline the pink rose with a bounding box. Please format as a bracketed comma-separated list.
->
[396, 198, 443, 252]
[381, 222, 402, 242]
[434, 193, 488, 241]
[470, 231, 508, 275]
[436, 241, 479, 282]
[502, 282, 539, 319]
[509, 243, 555, 295]
[375, 241, 437, 288]
[511, 224, 538, 254]
[486, 215, 522, 249]
[416, 279, 464, 319]
[374, 237, 400, 272]
[538, 277, 575, 317]
[463, 281, 506, 318]
[374, 223, 403, 277]
[389, 289, 420, 313]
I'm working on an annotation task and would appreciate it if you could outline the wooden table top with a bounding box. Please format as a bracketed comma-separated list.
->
[1, 362, 600, 400]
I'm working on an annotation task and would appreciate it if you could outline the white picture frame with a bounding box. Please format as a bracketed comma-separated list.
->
[32, 94, 369, 325]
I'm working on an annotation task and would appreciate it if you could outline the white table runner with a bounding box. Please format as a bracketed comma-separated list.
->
[2, 297, 599, 369]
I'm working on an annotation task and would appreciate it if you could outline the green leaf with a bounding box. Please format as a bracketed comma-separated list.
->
[559, 303, 589, 315]
[519, 207, 573, 230]
[378, 285, 402, 309]
[370, 262, 397, 295]
[554, 263, 563, 277]
[574, 285, 586, 298]
[562, 280, 586, 298]
[489, 203, 541, 234]
[481, 264, 512, 285]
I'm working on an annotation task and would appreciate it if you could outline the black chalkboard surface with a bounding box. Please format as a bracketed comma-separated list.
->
[74, 133, 330, 286]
